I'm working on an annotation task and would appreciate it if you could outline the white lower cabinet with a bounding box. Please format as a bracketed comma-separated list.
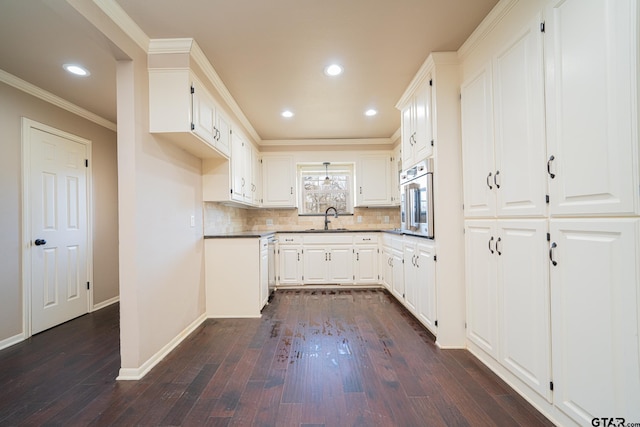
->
[415, 242, 436, 334]
[403, 243, 418, 313]
[465, 219, 551, 402]
[205, 237, 267, 318]
[260, 238, 269, 308]
[391, 245, 404, 302]
[549, 219, 640, 425]
[277, 235, 303, 285]
[354, 234, 379, 285]
[303, 245, 353, 284]
[465, 221, 499, 358]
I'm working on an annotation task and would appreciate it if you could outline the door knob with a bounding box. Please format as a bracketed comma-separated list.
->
[34, 239, 47, 246]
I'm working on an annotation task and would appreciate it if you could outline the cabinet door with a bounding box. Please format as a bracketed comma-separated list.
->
[464, 220, 498, 358]
[303, 247, 328, 284]
[278, 246, 302, 284]
[416, 243, 436, 334]
[461, 66, 496, 218]
[493, 14, 547, 217]
[242, 140, 253, 204]
[355, 246, 378, 284]
[391, 147, 401, 205]
[357, 154, 392, 206]
[328, 246, 353, 283]
[413, 78, 433, 161]
[260, 243, 269, 309]
[401, 103, 414, 167]
[391, 248, 404, 301]
[251, 147, 261, 205]
[191, 81, 216, 146]
[545, 0, 638, 216]
[230, 133, 244, 202]
[403, 243, 418, 313]
[262, 156, 296, 207]
[550, 219, 640, 424]
[381, 246, 393, 290]
[497, 220, 551, 402]
[215, 111, 231, 157]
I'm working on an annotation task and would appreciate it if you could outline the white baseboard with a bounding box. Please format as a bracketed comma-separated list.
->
[0, 333, 25, 351]
[116, 312, 207, 381]
[93, 295, 120, 311]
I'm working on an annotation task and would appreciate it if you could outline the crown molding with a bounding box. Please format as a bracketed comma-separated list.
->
[0, 69, 117, 131]
[457, 0, 519, 61]
[259, 138, 394, 147]
[92, 0, 150, 52]
[148, 38, 194, 55]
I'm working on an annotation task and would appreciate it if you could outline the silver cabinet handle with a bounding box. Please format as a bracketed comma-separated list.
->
[290, 187, 293, 195]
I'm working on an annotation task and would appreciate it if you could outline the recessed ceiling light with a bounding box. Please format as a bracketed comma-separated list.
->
[63, 64, 90, 77]
[281, 110, 294, 118]
[324, 64, 343, 76]
[365, 109, 378, 117]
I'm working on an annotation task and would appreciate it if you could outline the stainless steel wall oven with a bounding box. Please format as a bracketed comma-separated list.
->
[400, 158, 434, 238]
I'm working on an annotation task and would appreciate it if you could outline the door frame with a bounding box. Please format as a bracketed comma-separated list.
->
[21, 118, 94, 338]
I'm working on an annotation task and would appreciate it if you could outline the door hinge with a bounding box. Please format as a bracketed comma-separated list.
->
[86, 281, 90, 290]
[429, 79, 433, 86]
[85, 159, 88, 167]
[546, 233, 551, 242]
[190, 85, 194, 94]
[191, 123, 195, 131]
[549, 381, 554, 391]
[464, 322, 467, 329]
[230, 189, 233, 194]
[435, 320, 438, 327]
[430, 139, 434, 147]
[433, 255, 437, 261]
[540, 21, 546, 33]
[545, 194, 550, 204]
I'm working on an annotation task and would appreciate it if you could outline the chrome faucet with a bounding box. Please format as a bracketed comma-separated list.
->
[324, 207, 338, 230]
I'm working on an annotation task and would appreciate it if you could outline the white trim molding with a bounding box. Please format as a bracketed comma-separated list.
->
[0, 333, 25, 352]
[93, 295, 120, 311]
[92, 0, 150, 53]
[1, 70, 116, 131]
[259, 137, 395, 147]
[116, 313, 207, 381]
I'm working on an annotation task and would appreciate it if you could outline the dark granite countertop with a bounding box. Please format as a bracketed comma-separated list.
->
[204, 229, 432, 240]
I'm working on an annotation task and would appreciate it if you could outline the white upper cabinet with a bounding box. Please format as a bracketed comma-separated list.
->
[544, 0, 639, 216]
[356, 154, 393, 207]
[549, 219, 640, 424]
[461, 14, 547, 219]
[261, 155, 296, 208]
[493, 14, 547, 218]
[149, 70, 229, 159]
[400, 78, 433, 168]
[461, 66, 496, 218]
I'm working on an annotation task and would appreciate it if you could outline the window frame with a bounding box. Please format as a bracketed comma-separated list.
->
[297, 163, 355, 216]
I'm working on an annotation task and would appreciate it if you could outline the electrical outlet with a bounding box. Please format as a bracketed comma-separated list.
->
[384, 215, 389, 223]
[266, 219, 274, 226]
[357, 216, 362, 223]
[190, 215, 195, 228]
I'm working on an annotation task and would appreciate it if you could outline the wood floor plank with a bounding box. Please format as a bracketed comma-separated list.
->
[0, 289, 554, 426]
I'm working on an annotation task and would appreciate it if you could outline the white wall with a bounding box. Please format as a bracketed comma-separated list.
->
[0, 80, 119, 344]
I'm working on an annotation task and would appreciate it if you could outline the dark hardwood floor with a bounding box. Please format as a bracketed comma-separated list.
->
[0, 289, 553, 426]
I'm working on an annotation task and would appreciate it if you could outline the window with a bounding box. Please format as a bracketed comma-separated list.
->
[298, 163, 354, 215]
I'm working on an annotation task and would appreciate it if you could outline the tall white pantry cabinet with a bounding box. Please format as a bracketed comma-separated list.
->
[460, 0, 640, 426]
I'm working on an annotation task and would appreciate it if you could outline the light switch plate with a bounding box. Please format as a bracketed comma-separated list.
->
[190, 215, 195, 227]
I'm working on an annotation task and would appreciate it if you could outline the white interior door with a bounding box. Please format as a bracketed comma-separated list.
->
[29, 125, 89, 334]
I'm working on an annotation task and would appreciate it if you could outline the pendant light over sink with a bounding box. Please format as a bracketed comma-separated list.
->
[323, 162, 331, 185]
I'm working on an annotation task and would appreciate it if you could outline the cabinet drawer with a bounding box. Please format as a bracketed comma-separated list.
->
[278, 234, 303, 245]
[354, 234, 379, 244]
[304, 234, 353, 245]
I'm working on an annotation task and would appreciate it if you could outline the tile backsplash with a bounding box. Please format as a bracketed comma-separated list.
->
[203, 202, 400, 235]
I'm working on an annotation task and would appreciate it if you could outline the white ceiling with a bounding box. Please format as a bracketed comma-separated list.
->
[0, 0, 498, 143]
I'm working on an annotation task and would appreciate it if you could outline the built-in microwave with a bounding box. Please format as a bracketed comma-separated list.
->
[400, 158, 434, 239]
